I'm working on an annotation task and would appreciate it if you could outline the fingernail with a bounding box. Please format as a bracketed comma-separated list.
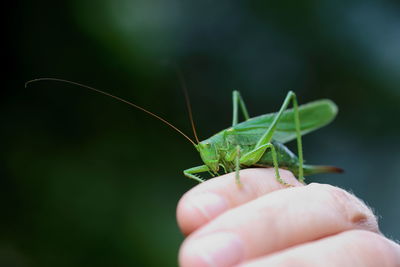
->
[185, 232, 244, 267]
[188, 193, 229, 220]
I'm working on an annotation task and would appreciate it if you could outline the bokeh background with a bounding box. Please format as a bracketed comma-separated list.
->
[3, 0, 400, 266]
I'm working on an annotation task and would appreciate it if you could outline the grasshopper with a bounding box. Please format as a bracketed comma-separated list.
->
[25, 78, 342, 185]
[184, 91, 342, 185]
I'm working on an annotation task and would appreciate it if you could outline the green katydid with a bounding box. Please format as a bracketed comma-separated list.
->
[184, 90, 342, 185]
[25, 78, 342, 185]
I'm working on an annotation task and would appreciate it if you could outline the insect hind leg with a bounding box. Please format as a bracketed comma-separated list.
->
[232, 91, 250, 126]
[240, 91, 304, 182]
[240, 143, 290, 185]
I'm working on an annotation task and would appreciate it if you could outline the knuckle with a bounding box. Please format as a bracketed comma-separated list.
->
[345, 230, 400, 266]
[308, 183, 378, 232]
[176, 194, 208, 235]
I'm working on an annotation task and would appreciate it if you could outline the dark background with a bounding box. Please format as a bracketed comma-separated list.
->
[3, 0, 400, 266]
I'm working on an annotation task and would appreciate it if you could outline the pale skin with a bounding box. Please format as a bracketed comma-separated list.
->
[177, 169, 400, 267]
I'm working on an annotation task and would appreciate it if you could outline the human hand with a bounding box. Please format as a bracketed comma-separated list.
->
[177, 169, 400, 266]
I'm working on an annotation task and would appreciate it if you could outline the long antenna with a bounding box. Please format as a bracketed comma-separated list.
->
[25, 78, 197, 146]
[176, 68, 200, 144]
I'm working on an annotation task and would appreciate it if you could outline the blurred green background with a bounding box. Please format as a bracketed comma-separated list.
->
[3, 0, 400, 266]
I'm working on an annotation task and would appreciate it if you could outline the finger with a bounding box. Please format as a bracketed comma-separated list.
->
[179, 183, 379, 267]
[239, 230, 400, 267]
[177, 168, 303, 235]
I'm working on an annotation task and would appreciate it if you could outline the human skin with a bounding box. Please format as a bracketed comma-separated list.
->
[177, 169, 400, 267]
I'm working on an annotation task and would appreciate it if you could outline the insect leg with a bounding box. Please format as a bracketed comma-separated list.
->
[235, 145, 242, 185]
[219, 164, 228, 174]
[183, 165, 210, 183]
[208, 170, 216, 177]
[240, 143, 289, 185]
[232, 90, 250, 126]
[239, 91, 304, 181]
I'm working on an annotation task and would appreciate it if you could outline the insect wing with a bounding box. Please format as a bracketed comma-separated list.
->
[232, 99, 338, 143]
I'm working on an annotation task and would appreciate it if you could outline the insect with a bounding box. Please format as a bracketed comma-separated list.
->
[184, 90, 342, 185]
[25, 78, 342, 185]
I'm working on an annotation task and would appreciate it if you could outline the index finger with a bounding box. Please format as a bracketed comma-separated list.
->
[177, 168, 303, 235]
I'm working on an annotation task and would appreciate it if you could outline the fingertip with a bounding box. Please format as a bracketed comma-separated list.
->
[179, 232, 245, 267]
[177, 192, 230, 235]
[177, 168, 303, 235]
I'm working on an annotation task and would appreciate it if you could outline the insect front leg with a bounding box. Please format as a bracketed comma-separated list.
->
[240, 91, 304, 182]
[219, 164, 228, 174]
[224, 146, 241, 183]
[183, 165, 210, 183]
[232, 91, 250, 126]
